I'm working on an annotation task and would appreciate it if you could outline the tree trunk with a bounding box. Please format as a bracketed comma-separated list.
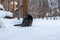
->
[23, 0, 28, 18]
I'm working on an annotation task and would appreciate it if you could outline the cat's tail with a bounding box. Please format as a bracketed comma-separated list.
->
[14, 24, 22, 26]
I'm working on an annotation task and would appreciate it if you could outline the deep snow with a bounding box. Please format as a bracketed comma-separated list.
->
[0, 18, 60, 40]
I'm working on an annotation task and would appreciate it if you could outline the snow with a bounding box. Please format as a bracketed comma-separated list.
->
[0, 18, 60, 40]
[0, 7, 60, 40]
[0, 4, 5, 10]
[10, 1, 18, 5]
[0, 4, 13, 18]
[0, 10, 13, 18]
[0, 20, 4, 28]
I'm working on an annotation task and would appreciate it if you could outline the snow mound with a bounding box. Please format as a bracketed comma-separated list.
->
[0, 4, 5, 10]
[0, 10, 13, 18]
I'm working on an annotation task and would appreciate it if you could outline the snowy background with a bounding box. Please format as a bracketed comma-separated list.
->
[0, 17, 60, 40]
[0, 1, 60, 40]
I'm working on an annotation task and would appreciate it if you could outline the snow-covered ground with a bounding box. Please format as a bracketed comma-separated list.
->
[0, 18, 60, 40]
[0, 4, 60, 40]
